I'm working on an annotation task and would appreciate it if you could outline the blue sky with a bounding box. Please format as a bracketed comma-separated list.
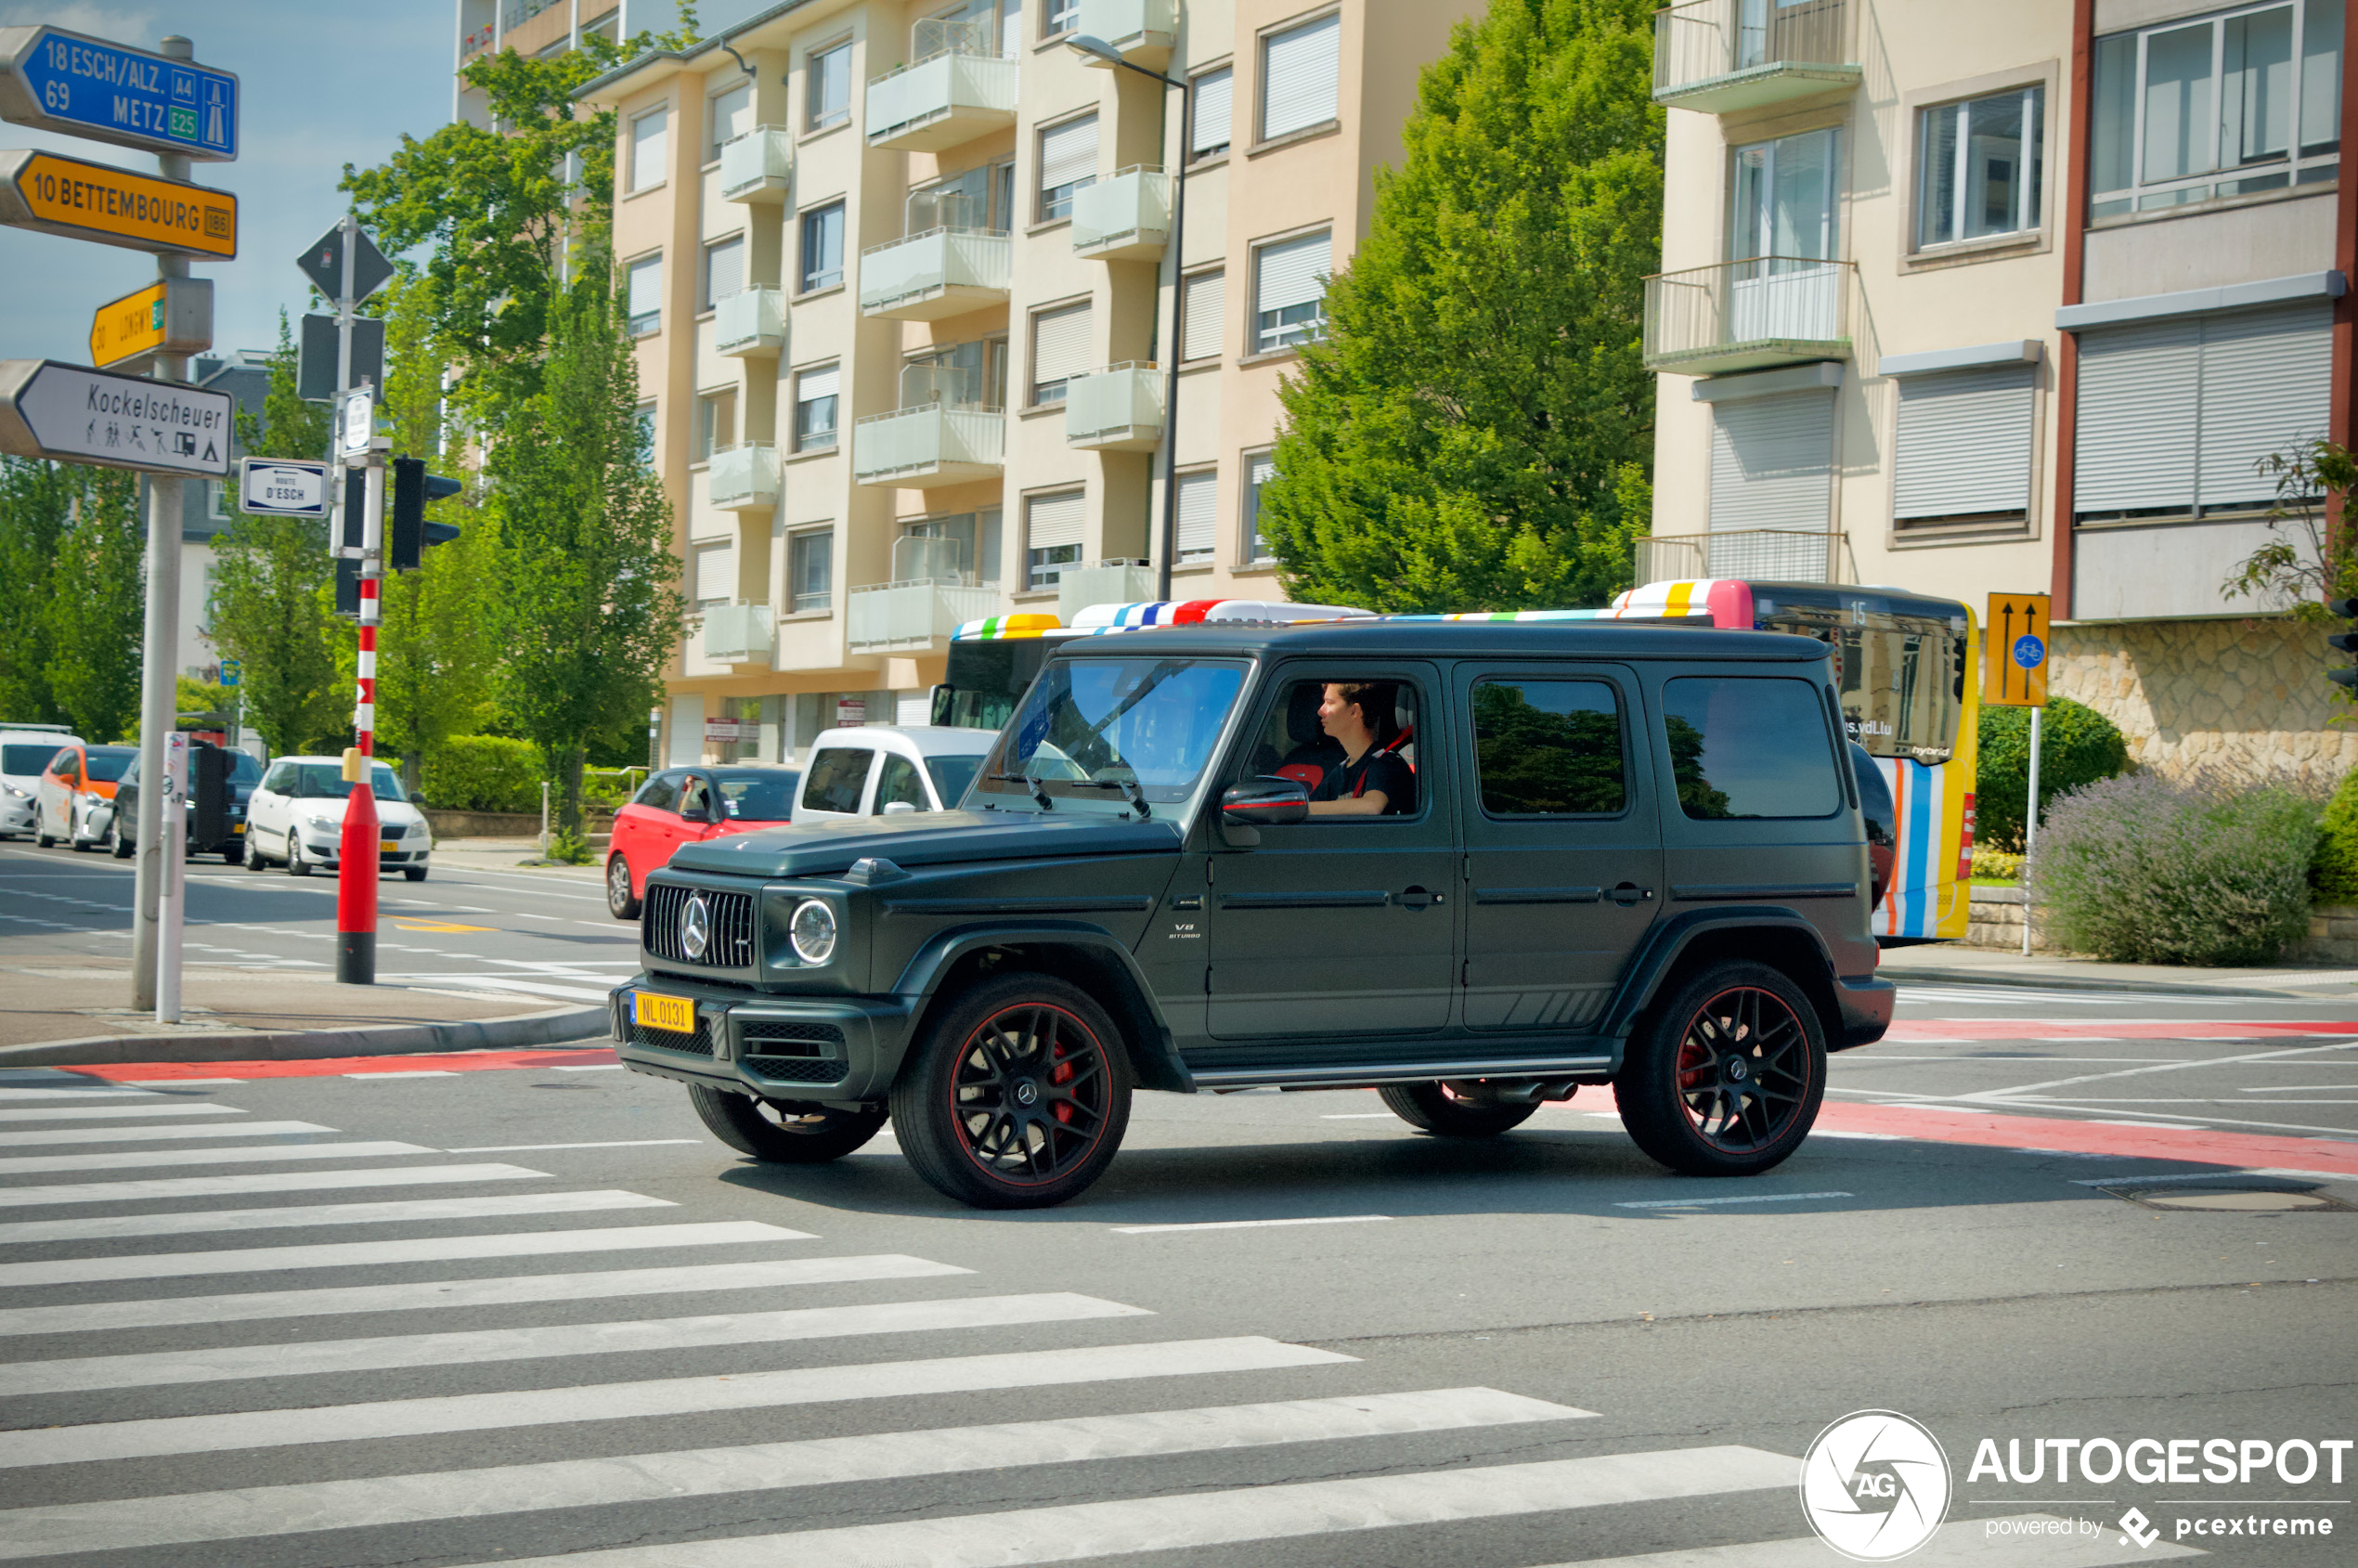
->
[0, 0, 754, 369]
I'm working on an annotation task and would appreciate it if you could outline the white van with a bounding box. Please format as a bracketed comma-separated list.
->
[790, 726, 994, 824]
[0, 726, 80, 841]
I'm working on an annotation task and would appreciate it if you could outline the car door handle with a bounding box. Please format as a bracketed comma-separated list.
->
[1395, 886, 1445, 910]
[1609, 882, 1654, 906]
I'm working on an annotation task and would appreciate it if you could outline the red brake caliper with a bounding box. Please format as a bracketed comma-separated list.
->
[1050, 1043, 1076, 1123]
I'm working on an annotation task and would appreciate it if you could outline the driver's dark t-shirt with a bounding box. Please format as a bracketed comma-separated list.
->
[1310, 749, 1414, 814]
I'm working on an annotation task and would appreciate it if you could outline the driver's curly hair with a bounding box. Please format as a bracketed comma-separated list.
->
[1328, 681, 1399, 745]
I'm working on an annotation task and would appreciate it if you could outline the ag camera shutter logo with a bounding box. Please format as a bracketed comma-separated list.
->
[1800, 1409, 1952, 1561]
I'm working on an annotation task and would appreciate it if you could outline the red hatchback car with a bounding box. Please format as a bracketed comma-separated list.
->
[606, 765, 800, 919]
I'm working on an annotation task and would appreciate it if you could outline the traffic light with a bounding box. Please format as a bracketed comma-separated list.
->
[388, 456, 463, 572]
[2329, 599, 2358, 691]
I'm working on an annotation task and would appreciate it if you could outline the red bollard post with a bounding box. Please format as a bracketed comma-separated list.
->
[335, 749, 379, 984]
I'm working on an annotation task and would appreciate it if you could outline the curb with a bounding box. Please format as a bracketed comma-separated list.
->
[0, 1005, 611, 1069]
[1880, 964, 2321, 1000]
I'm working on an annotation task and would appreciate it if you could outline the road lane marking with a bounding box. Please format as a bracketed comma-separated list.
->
[0, 1162, 550, 1207]
[0, 1189, 672, 1246]
[1112, 1216, 1392, 1234]
[414, 977, 617, 1003]
[0, 1255, 970, 1337]
[551, 1064, 625, 1072]
[0, 1219, 814, 1288]
[0, 1103, 247, 1122]
[423, 1445, 1800, 1568]
[0, 1387, 1589, 1560]
[0, 1336, 1356, 1468]
[0, 1119, 336, 1147]
[1613, 1191, 1854, 1210]
[1506, 1516, 2200, 1568]
[1320, 1113, 1394, 1120]
[0, 1140, 434, 1175]
[0, 1085, 165, 1101]
[443, 1140, 703, 1153]
[390, 920, 498, 932]
[345, 1070, 460, 1080]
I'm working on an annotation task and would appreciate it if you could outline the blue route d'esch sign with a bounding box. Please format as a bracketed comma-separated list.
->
[14, 29, 237, 162]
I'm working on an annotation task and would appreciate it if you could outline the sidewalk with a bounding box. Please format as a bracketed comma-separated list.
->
[1874, 940, 2358, 998]
[0, 953, 606, 1067]
[427, 836, 605, 881]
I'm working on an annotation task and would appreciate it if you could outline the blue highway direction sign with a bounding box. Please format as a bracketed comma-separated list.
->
[0, 26, 238, 162]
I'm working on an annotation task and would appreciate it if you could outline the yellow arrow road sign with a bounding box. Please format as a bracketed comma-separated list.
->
[88, 277, 212, 369]
[1984, 592, 2053, 707]
[0, 147, 235, 258]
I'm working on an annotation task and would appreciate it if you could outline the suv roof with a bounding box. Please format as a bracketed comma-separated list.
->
[1040, 619, 1828, 663]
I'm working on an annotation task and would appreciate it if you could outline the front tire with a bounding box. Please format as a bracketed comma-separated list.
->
[689, 1084, 887, 1162]
[1379, 1082, 1540, 1137]
[606, 853, 641, 919]
[403, 865, 427, 882]
[286, 838, 312, 876]
[1616, 961, 1826, 1177]
[108, 820, 132, 859]
[890, 973, 1133, 1210]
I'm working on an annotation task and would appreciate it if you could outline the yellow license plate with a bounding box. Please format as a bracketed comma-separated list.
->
[380, 839, 399, 853]
[231, 823, 244, 834]
[633, 991, 695, 1033]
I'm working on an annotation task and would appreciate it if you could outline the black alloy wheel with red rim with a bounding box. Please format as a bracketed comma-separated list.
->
[892, 972, 1134, 1209]
[1616, 959, 1826, 1177]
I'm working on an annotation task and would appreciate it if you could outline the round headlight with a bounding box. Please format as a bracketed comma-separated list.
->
[789, 899, 837, 965]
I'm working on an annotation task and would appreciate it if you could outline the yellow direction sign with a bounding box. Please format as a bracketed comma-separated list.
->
[0, 148, 235, 258]
[87, 277, 212, 369]
[1985, 592, 2052, 706]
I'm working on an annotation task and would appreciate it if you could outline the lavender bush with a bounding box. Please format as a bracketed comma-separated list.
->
[2026, 771, 2320, 966]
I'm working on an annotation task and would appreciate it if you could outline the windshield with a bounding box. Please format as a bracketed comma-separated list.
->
[288, 762, 408, 802]
[978, 656, 1248, 813]
[925, 753, 983, 808]
[1, 745, 60, 777]
[716, 771, 798, 821]
[225, 751, 261, 784]
[84, 748, 135, 783]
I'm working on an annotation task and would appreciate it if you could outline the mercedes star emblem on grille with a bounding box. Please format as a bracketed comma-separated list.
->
[680, 892, 712, 960]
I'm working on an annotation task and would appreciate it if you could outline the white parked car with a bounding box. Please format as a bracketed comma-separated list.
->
[0, 726, 80, 841]
[791, 726, 994, 824]
[244, 755, 434, 881]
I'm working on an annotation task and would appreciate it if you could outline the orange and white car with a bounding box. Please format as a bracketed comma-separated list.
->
[33, 742, 136, 851]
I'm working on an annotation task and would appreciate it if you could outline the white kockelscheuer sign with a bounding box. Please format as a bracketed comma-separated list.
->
[0, 357, 229, 475]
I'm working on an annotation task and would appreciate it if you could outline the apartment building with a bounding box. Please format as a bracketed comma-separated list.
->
[578, 0, 1473, 768]
[454, 0, 629, 123]
[1645, 0, 2353, 779]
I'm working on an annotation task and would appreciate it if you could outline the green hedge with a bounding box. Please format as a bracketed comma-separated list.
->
[2313, 770, 2358, 903]
[1976, 697, 2130, 851]
[418, 735, 544, 813]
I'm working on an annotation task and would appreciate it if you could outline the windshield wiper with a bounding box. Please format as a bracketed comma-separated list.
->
[1064, 777, 1150, 819]
[987, 771, 1053, 810]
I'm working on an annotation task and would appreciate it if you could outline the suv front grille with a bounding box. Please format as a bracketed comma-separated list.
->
[739, 1020, 845, 1056]
[745, 1056, 845, 1083]
[630, 1017, 713, 1056]
[642, 883, 757, 968]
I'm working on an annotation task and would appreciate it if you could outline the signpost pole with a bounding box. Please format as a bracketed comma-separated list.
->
[2022, 706, 2043, 958]
[335, 404, 383, 986]
[130, 32, 196, 1018]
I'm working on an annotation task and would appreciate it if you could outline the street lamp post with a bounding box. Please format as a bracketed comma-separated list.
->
[1066, 34, 1190, 603]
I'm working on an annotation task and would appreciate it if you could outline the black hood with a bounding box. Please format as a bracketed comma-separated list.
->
[666, 810, 1185, 880]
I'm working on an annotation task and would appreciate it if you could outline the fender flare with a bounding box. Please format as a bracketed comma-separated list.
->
[1595, 906, 1846, 1055]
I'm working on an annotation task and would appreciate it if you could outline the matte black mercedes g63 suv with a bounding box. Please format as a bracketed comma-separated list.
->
[614, 619, 1894, 1208]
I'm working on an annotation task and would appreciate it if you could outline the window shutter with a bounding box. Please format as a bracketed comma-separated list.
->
[694, 538, 735, 602]
[2196, 302, 2332, 511]
[709, 84, 751, 157]
[1892, 363, 2035, 520]
[627, 257, 663, 323]
[1708, 390, 1833, 532]
[1262, 13, 1340, 140]
[1175, 472, 1217, 557]
[704, 236, 744, 305]
[1192, 67, 1233, 153]
[1254, 233, 1329, 317]
[798, 365, 839, 407]
[1038, 114, 1098, 192]
[1182, 269, 1224, 360]
[1027, 491, 1086, 551]
[2074, 317, 2199, 516]
[1032, 303, 1093, 387]
[630, 108, 667, 190]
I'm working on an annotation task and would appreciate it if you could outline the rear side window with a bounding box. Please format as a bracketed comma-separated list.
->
[801, 747, 872, 814]
[84, 749, 134, 783]
[1661, 676, 1840, 820]
[259, 763, 292, 793]
[1471, 680, 1626, 816]
[926, 753, 982, 807]
[634, 772, 681, 811]
[875, 754, 926, 811]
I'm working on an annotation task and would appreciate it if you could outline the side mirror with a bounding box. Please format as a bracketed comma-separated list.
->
[1222, 776, 1310, 827]
[881, 800, 918, 816]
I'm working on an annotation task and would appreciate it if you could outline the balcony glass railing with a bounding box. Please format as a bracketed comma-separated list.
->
[851, 405, 1006, 486]
[1064, 363, 1164, 449]
[1076, 0, 1177, 57]
[706, 443, 780, 511]
[865, 26, 1018, 151]
[1636, 529, 1848, 586]
[1642, 257, 1852, 374]
[1652, 0, 1859, 112]
[847, 578, 1004, 651]
[858, 227, 1013, 317]
[1071, 166, 1171, 259]
[719, 126, 792, 201]
[714, 288, 785, 356]
[699, 603, 775, 664]
[1056, 560, 1157, 622]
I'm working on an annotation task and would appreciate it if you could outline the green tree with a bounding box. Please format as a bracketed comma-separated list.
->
[1975, 696, 2131, 851]
[0, 459, 81, 724]
[1258, 0, 1663, 612]
[45, 467, 145, 742]
[491, 282, 683, 850]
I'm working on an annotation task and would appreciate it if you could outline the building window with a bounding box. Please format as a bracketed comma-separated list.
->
[1174, 469, 1217, 562]
[628, 106, 667, 192]
[1731, 127, 1838, 260]
[1918, 86, 2043, 249]
[694, 388, 736, 462]
[808, 40, 853, 129]
[702, 234, 744, 309]
[903, 336, 1008, 410]
[693, 538, 734, 606]
[1181, 268, 1225, 361]
[625, 253, 662, 336]
[789, 528, 833, 612]
[795, 364, 840, 452]
[1261, 11, 1340, 142]
[633, 400, 657, 466]
[1190, 66, 1233, 162]
[1251, 231, 1329, 353]
[1709, 388, 1836, 538]
[1025, 491, 1085, 590]
[1043, 0, 1080, 39]
[1891, 363, 2037, 530]
[1037, 113, 1097, 222]
[1030, 301, 1092, 406]
[707, 83, 751, 162]
[1241, 449, 1276, 563]
[900, 512, 978, 582]
[2092, 1, 2343, 217]
[800, 201, 845, 292]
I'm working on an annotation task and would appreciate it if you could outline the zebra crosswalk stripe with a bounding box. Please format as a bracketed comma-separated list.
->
[0, 1189, 674, 1246]
[0, 1162, 550, 1207]
[0, 1140, 435, 1175]
[0, 1102, 246, 1121]
[1509, 1517, 2203, 1566]
[0, 1119, 335, 1147]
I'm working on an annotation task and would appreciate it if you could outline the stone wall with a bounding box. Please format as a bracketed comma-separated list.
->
[1964, 886, 2358, 966]
[2050, 616, 2358, 786]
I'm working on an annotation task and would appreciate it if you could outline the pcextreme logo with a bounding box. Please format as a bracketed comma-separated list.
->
[1800, 1410, 1953, 1562]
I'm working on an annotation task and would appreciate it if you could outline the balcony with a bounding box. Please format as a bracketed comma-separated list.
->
[718, 126, 792, 203]
[714, 288, 785, 357]
[1057, 560, 1156, 622]
[1071, 166, 1171, 262]
[1642, 258, 1852, 375]
[859, 228, 1012, 320]
[847, 578, 1004, 652]
[1064, 363, 1164, 451]
[706, 443, 780, 512]
[852, 405, 1005, 488]
[699, 603, 775, 667]
[1076, 0, 1176, 65]
[865, 22, 1018, 153]
[1635, 529, 1850, 586]
[1652, 0, 1860, 113]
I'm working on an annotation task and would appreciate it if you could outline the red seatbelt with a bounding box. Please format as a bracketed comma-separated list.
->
[1351, 726, 1416, 797]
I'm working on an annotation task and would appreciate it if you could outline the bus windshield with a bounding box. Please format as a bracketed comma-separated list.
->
[1755, 597, 1964, 763]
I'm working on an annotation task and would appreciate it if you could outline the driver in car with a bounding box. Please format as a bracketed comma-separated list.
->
[1304, 681, 1414, 817]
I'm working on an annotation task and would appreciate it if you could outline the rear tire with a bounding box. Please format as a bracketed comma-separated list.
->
[688, 1084, 887, 1163]
[1616, 960, 1826, 1177]
[223, 844, 243, 865]
[108, 821, 132, 859]
[246, 838, 274, 870]
[1379, 1082, 1540, 1138]
[606, 853, 641, 919]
